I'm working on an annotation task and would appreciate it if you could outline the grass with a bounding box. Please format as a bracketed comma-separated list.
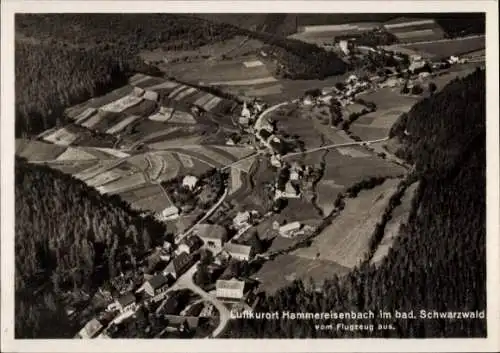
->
[402, 35, 485, 59]
[96, 172, 146, 195]
[370, 181, 419, 265]
[292, 178, 400, 268]
[16, 140, 67, 161]
[254, 254, 350, 294]
[322, 151, 405, 186]
[130, 192, 172, 213]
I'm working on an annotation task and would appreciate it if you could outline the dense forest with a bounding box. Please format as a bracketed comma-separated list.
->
[15, 14, 346, 136]
[225, 69, 486, 338]
[15, 158, 169, 338]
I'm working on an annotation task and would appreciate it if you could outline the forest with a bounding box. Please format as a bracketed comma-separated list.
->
[225, 69, 486, 338]
[15, 158, 170, 338]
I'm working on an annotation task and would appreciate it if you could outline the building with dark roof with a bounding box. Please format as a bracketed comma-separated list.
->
[116, 292, 137, 313]
[164, 252, 198, 279]
[178, 235, 203, 254]
[144, 274, 170, 297]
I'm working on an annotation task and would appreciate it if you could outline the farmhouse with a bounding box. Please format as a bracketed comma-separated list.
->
[216, 278, 246, 300]
[224, 243, 254, 261]
[116, 292, 137, 313]
[76, 318, 104, 339]
[164, 252, 198, 279]
[164, 315, 200, 332]
[339, 40, 350, 56]
[270, 154, 282, 168]
[194, 223, 228, 248]
[177, 235, 203, 254]
[241, 101, 251, 119]
[275, 182, 301, 200]
[144, 274, 170, 298]
[144, 90, 159, 101]
[182, 175, 198, 190]
[279, 221, 302, 238]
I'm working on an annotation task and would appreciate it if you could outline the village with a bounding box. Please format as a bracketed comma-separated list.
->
[68, 32, 476, 339]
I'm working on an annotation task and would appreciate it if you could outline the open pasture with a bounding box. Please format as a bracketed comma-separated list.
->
[55, 147, 99, 162]
[292, 178, 400, 268]
[16, 140, 66, 161]
[254, 254, 350, 294]
[398, 35, 485, 59]
[321, 149, 405, 186]
[316, 180, 344, 216]
[47, 160, 99, 175]
[96, 172, 147, 195]
[148, 151, 182, 182]
[42, 127, 79, 146]
[131, 192, 172, 213]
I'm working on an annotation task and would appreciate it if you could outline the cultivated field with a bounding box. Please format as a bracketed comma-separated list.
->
[388, 35, 485, 59]
[371, 181, 419, 265]
[96, 172, 147, 195]
[293, 178, 400, 268]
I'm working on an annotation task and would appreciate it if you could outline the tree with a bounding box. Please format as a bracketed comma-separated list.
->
[246, 231, 264, 254]
[411, 84, 424, 95]
[428, 82, 437, 94]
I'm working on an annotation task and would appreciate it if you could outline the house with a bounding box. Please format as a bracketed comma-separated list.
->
[177, 235, 203, 254]
[279, 221, 302, 238]
[164, 252, 198, 279]
[161, 206, 180, 220]
[116, 292, 137, 313]
[241, 101, 251, 119]
[76, 318, 104, 339]
[144, 274, 170, 298]
[162, 241, 173, 253]
[233, 211, 251, 228]
[275, 181, 300, 199]
[346, 74, 358, 84]
[224, 243, 254, 261]
[182, 175, 198, 190]
[216, 278, 246, 300]
[290, 169, 300, 181]
[195, 223, 228, 248]
[339, 40, 350, 56]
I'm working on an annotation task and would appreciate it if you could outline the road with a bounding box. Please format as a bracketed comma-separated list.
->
[174, 187, 229, 244]
[169, 262, 231, 338]
[282, 137, 389, 159]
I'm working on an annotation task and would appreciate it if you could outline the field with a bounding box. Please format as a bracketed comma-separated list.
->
[316, 180, 344, 216]
[387, 35, 485, 59]
[43, 127, 79, 146]
[350, 88, 419, 140]
[16, 140, 67, 161]
[96, 172, 146, 195]
[105, 115, 142, 134]
[254, 254, 350, 294]
[371, 181, 419, 265]
[55, 147, 99, 161]
[292, 178, 400, 268]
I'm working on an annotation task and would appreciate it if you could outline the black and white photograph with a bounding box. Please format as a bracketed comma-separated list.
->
[1, 1, 499, 352]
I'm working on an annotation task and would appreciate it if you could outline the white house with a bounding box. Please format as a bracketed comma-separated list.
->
[161, 206, 180, 220]
[339, 40, 350, 55]
[76, 318, 104, 339]
[216, 278, 246, 300]
[279, 222, 302, 238]
[270, 154, 282, 168]
[224, 243, 253, 261]
[182, 175, 198, 190]
[241, 101, 251, 119]
[233, 211, 251, 229]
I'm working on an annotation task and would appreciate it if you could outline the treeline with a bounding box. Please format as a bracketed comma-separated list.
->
[225, 69, 486, 338]
[15, 158, 169, 338]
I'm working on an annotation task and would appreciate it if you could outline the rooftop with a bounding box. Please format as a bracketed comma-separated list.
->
[117, 292, 136, 307]
[216, 278, 246, 291]
[78, 318, 103, 339]
[224, 242, 252, 257]
[147, 274, 169, 290]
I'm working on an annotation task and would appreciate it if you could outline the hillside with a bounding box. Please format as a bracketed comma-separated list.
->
[225, 69, 486, 338]
[15, 158, 169, 338]
[15, 14, 346, 137]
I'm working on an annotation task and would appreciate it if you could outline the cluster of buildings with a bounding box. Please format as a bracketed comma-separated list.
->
[273, 162, 305, 201]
